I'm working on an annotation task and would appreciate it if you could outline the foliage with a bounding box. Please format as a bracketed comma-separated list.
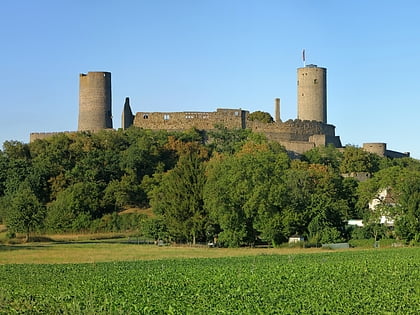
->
[207, 125, 252, 155]
[1, 249, 420, 313]
[46, 182, 101, 232]
[339, 145, 380, 174]
[91, 212, 148, 233]
[301, 144, 342, 170]
[204, 140, 290, 246]
[149, 141, 208, 244]
[2, 127, 420, 245]
[247, 111, 274, 123]
[357, 166, 420, 242]
[5, 183, 45, 241]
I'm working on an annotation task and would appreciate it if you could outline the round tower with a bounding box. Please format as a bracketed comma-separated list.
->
[297, 65, 327, 123]
[363, 143, 387, 157]
[78, 71, 113, 131]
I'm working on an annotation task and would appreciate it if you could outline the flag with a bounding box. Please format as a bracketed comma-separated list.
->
[302, 49, 305, 62]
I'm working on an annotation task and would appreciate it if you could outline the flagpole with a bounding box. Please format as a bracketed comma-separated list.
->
[303, 49, 306, 67]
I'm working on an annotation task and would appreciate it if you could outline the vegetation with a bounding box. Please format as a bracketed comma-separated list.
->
[1, 248, 419, 313]
[247, 110, 274, 123]
[1, 127, 420, 246]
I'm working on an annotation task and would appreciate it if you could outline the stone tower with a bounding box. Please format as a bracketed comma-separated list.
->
[78, 71, 113, 131]
[297, 65, 327, 123]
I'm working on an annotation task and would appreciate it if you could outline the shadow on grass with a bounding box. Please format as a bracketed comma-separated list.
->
[0, 237, 150, 252]
[0, 244, 53, 251]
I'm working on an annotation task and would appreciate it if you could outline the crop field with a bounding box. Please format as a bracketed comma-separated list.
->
[1, 248, 420, 314]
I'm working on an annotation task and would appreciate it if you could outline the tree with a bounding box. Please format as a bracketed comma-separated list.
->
[204, 140, 290, 246]
[248, 111, 274, 123]
[301, 145, 342, 170]
[340, 146, 380, 174]
[392, 171, 420, 242]
[149, 143, 208, 244]
[281, 161, 349, 241]
[6, 184, 45, 242]
[206, 125, 252, 155]
[46, 182, 100, 232]
[356, 166, 420, 242]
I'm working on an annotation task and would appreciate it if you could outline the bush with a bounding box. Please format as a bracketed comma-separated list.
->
[5, 231, 16, 239]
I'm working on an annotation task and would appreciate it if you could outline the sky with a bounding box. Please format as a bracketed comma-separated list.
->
[1, 0, 420, 157]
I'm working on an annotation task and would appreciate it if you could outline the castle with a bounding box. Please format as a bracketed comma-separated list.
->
[30, 65, 409, 158]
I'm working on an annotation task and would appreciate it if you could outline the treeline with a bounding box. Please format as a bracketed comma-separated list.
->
[1, 126, 420, 246]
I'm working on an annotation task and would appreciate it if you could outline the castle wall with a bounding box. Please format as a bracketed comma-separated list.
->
[248, 119, 336, 141]
[30, 131, 75, 142]
[363, 142, 409, 158]
[297, 65, 327, 123]
[278, 140, 315, 154]
[363, 143, 387, 156]
[133, 108, 248, 130]
[78, 72, 113, 131]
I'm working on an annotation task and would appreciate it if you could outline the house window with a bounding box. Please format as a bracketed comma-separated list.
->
[163, 114, 170, 120]
[143, 114, 149, 119]
[314, 79, 318, 84]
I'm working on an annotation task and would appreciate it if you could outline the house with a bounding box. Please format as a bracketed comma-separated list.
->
[288, 235, 304, 243]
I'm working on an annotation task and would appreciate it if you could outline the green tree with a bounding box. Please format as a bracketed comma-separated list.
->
[206, 125, 252, 155]
[282, 161, 349, 241]
[340, 146, 380, 174]
[393, 171, 420, 242]
[302, 145, 342, 170]
[204, 141, 290, 246]
[6, 184, 45, 242]
[248, 111, 274, 123]
[356, 166, 420, 242]
[46, 182, 100, 232]
[149, 143, 208, 244]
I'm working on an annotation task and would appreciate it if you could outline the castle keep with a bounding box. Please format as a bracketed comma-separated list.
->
[29, 64, 409, 158]
[78, 72, 113, 131]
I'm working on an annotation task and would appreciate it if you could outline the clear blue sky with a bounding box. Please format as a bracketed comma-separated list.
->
[1, 1, 419, 157]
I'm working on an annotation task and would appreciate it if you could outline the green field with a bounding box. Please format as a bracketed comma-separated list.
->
[1, 247, 420, 314]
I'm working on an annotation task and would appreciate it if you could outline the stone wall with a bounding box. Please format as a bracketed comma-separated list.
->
[130, 107, 342, 154]
[363, 143, 410, 158]
[133, 108, 247, 130]
[30, 131, 75, 142]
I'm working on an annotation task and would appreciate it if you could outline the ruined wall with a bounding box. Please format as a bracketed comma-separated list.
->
[248, 119, 336, 141]
[30, 131, 75, 142]
[121, 97, 134, 130]
[133, 108, 248, 130]
[131, 106, 341, 154]
[78, 72, 113, 131]
[363, 143, 409, 158]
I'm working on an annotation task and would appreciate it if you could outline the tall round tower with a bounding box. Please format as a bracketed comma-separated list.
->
[297, 65, 327, 123]
[78, 71, 113, 131]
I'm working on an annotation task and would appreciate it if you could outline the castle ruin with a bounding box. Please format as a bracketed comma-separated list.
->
[29, 64, 409, 158]
[119, 64, 341, 154]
